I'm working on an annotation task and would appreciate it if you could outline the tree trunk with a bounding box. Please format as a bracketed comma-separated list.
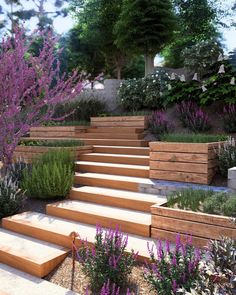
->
[116, 66, 121, 80]
[144, 54, 155, 76]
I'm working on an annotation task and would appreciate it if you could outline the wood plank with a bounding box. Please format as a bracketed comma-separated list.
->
[78, 132, 143, 140]
[150, 170, 209, 184]
[93, 146, 150, 156]
[91, 121, 147, 127]
[151, 206, 236, 229]
[91, 116, 147, 122]
[87, 127, 144, 133]
[31, 126, 87, 131]
[152, 215, 236, 240]
[151, 228, 208, 248]
[149, 142, 209, 153]
[150, 151, 209, 163]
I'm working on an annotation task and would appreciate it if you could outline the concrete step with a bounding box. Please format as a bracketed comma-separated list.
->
[46, 200, 151, 237]
[70, 186, 167, 212]
[79, 153, 149, 166]
[0, 263, 77, 295]
[0, 229, 68, 277]
[74, 172, 154, 192]
[2, 212, 155, 260]
[79, 132, 144, 140]
[76, 161, 149, 177]
[93, 145, 150, 156]
[87, 127, 144, 134]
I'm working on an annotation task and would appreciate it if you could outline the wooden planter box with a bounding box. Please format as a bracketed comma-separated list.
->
[151, 205, 236, 248]
[30, 126, 88, 138]
[149, 141, 224, 185]
[91, 116, 150, 129]
[13, 145, 93, 163]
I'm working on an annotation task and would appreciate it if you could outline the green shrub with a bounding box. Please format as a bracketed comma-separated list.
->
[19, 140, 84, 147]
[217, 138, 236, 177]
[221, 196, 236, 217]
[202, 192, 228, 215]
[44, 120, 90, 126]
[21, 149, 75, 199]
[160, 133, 228, 143]
[53, 96, 107, 122]
[167, 189, 214, 212]
[0, 176, 25, 219]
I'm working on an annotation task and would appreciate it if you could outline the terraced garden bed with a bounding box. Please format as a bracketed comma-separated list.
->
[30, 125, 89, 138]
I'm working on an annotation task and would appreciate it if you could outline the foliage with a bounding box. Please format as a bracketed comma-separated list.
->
[0, 27, 83, 165]
[21, 149, 75, 199]
[217, 138, 236, 177]
[149, 111, 174, 137]
[0, 175, 25, 219]
[19, 140, 84, 147]
[118, 71, 170, 111]
[160, 133, 227, 143]
[44, 120, 90, 126]
[99, 280, 132, 295]
[176, 101, 211, 132]
[77, 225, 137, 292]
[163, 0, 222, 69]
[222, 104, 236, 133]
[202, 192, 229, 215]
[115, 0, 176, 74]
[53, 96, 107, 122]
[221, 197, 236, 217]
[167, 189, 214, 212]
[3, 162, 28, 185]
[229, 48, 236, 71]
[144, 235, 202, 295]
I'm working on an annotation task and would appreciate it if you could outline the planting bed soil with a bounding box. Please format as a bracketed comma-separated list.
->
[46, 254, 155, 295]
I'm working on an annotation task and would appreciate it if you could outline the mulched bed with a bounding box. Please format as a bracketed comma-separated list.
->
[45, 253, 156, 295]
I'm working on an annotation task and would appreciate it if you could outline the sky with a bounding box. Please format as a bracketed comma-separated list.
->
[0, 0, 236, 53]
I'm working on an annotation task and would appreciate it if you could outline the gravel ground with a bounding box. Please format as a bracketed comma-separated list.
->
[46, 253, 156, 295]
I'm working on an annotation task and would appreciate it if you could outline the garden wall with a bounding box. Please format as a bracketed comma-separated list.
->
[149, 142, 222, 185]
[91, 115, 150, 128]
[13, 145, 93, 163]
[30, 126, 88, 138]
[151, 205, 236, 248]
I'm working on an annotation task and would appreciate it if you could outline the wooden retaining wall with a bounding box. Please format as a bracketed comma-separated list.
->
[151, 205, 236, 248]
[30, 126, 88, 138]
[91, 116, 150, 129]
[149, 142, 224, 185]
[13, 145, 93, 163]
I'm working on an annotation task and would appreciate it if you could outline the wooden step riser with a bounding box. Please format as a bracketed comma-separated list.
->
[74, 175, 139, 192]
[0, 248, 67, 278]
[78, 133, 144, 140]
[79, 155, 149, 166]
[46, 206, 150, 237]
[93, 146, 150, 156]
[69, 191, 154, 212]
[79, 139, 149, 147]
[76, 163, 149, 178]
[87, 128, 144, 134]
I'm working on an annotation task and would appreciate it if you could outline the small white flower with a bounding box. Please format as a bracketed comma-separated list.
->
[218, 64, 225, 74]
[218, 53, 223, 61]
[192, 73, 198, 81]
[170, 73, 175, 80]
[202, 85, 207, 92]
[167, 84, 172, 90]
[230, 77, 235, 85]
[180, 74, 186, 82]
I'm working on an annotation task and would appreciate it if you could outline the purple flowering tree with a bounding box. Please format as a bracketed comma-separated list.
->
[0, 26, 84, 165]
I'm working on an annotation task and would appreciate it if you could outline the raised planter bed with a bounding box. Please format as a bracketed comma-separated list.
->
[13, 145, 93, 163]
[149, 141, 224, 185]
[91, 116, 150, 129]
[151, 204, 236, 248]
[30, 126, 88, 138]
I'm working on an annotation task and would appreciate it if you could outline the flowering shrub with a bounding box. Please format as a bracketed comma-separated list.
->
[118, 70, 170, 111]
[149, 110, 174, 137]
[222, 104, 236, 133]
[99, 280, 132, 295]
[217, 138, 236, 177]
[144, 235, 202, 295]
[177, 101, 211, 132]
[77, 225, 138, 292]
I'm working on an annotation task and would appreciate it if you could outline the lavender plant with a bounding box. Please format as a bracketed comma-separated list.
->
[217, 138, 236, 177]
[177, 101, 211, 132]
[144, 235, 202, 295]
[77, 225, 138, 292]
[149, 110, 174, 137]
[99, 280, 132, 295]
[222, 104, 236, 133]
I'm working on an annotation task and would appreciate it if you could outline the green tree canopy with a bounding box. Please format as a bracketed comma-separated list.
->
[115, 0, 176, 75]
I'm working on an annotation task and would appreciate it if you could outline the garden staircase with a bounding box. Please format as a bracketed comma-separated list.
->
[0, 126, 167, 280]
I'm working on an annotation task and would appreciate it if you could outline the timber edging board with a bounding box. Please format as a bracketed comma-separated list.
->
[91, 116, 150, 129]
[151, 205, 236, 248]
[30, 126, 88, 138]
[14, 145, 93, 163]
[149, 141, 225, 185]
